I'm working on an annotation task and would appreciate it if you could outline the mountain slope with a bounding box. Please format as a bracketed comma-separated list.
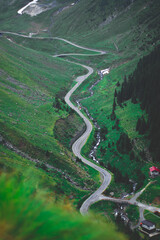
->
[0, 172, 127, 240]
[0, 35, 99, 201]
[118, 45, 160, 161]
[63, 0, 160, 192]
[50, 0, 160, 46]
[0, 0, 160, 238]
[0, 0, 72, 32]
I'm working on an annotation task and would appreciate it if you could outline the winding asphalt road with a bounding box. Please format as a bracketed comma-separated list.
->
[1, 31, 110, 215]
[64, 55, 111, 216]
[0, 31, 106, 55]
[2, 31, 160, 217]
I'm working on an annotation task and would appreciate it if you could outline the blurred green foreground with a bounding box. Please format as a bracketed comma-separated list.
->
[0, 172, 126, 240]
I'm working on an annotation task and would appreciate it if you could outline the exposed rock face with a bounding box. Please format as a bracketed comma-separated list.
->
[18, 0, 58, 17]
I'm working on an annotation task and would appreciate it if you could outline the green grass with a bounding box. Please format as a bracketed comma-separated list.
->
[0, 172, 127, 240]
[81, 124, 95, 157]
[138, 178, 160, 207]
[0, 0, 72, 33]
[0, 144, 90, 203]
[54, 112, 85, 148]
[91, 200, 140, 228]
[73, 58, 148, 181]
[0, 0, 160, 234]
[115, 101, 146, 139]
[68, 9, 159, 183]
[90, 201, 116, 222]
[5, 34, 99, 56]
[91, 200, 139, 226]
[49, 0, 160, 55]
[103, 175, 132, 198]
[1, 0, 159, 184]
[144, 210, 160, 228]
[0, 36, 100, 199]
[125, 205, 139, 225]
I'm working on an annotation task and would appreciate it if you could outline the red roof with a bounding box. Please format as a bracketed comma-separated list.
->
[149, 166, 160, 172]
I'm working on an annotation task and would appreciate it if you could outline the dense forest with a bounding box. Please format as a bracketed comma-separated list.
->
[117, 45, 160, 161]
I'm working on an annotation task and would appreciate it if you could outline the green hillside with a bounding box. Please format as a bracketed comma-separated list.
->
[62, 0, 160, 195]
[0, 0, 160, 239]
[117, 45, 160, 162]
[0, 172, 127, 240]
[0, 35, 101, 202]
[0, 0, 72, 33]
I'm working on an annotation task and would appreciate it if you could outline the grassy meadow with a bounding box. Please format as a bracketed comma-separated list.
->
[65, 0, 160, 193]
[144, 210, 160, 229]
[0, 172, 127, 240]
[4, 34, 99, 56]
[90, 201, 140, 226]
[138, 178, 160, 208]
[0, 0, 160, 237]
[0, 35, 101, 204]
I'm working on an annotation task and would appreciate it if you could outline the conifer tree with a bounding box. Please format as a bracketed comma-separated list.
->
[114, 89, 117, 97]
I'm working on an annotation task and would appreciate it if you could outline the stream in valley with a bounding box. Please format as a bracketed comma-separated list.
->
[75, 71, 103, 163]
[75, 70, 138, 223]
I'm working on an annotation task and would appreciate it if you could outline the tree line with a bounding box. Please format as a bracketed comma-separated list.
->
[115, 45, 160, 161]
